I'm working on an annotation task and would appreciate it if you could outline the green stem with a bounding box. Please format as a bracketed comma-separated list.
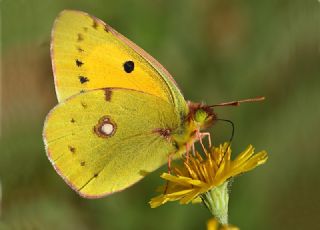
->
[201, 182, 229, 225]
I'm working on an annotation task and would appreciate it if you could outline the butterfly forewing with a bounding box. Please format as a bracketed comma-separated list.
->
[52, 10, 186, 115]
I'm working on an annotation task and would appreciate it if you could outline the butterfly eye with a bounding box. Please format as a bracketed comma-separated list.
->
[194, 109, 208, 123]
[123, 60, 134, 73]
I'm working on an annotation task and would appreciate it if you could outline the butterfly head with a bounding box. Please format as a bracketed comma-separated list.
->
[187, 102, 216, 130]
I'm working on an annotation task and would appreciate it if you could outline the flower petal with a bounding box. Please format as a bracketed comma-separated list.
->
[207, 217, 218, 230]
[149, 142, 268, 209]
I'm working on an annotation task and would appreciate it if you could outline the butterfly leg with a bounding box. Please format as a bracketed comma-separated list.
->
[200, 132, 212, 147]
[185, 143, 191, 163]
[196, 131, 206, 152]
[191, 143, 196, 156]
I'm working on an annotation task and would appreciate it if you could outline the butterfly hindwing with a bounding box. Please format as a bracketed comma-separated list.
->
[43, 88, 180, 197]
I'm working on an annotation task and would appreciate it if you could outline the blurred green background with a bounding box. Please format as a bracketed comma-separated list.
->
[1, 0, 320, 229]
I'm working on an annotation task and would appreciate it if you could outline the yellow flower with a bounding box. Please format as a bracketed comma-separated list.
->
[149, 142, 268, 224]
[207, 217, 239, 230]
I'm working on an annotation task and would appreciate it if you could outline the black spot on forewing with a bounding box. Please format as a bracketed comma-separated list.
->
[79, 76, 89, 84]
[77, 33, 84, 42]
[81, 102, 87, 108]
[123, 61, 134, 73]
[76, 59, 84, 67]
[92, 20, 98, 29]
[80, 161, 85, 166]
[71, 118, 75, 123]
[104, 89, 112, 101]
[77, 47, 84, 53]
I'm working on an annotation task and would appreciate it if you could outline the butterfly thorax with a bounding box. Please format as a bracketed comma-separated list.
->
[171, 102, 216, 154]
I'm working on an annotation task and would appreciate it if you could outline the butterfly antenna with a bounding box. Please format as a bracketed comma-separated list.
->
[209, 96, 264, 167]
[209, 96, 265, 108]
[215, 119, 235, 167]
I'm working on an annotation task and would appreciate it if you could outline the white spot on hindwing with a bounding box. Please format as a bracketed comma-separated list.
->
[94, 116, 116, 138]
[101, 123, 114, 135]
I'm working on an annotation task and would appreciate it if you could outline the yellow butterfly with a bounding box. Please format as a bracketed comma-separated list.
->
[43, 10, 263, 198]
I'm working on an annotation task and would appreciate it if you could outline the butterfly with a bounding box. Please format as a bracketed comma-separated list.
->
[43, 10, 263, 198]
